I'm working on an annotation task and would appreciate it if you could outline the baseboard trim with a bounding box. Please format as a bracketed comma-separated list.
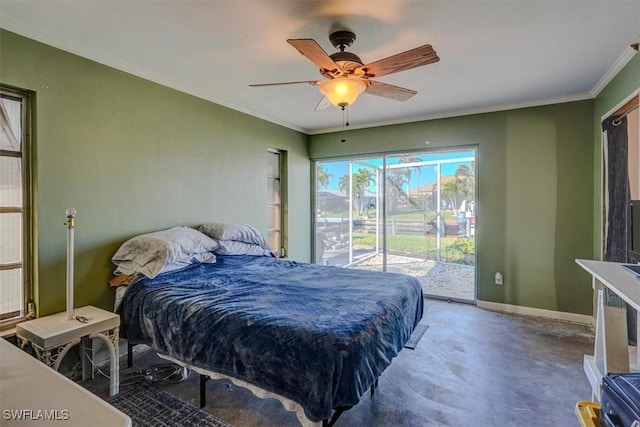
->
[477, 300, 593, 326]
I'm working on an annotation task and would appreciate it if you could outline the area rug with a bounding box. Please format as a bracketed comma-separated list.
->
[109, 383, 231, 427]
[404, 323, 430, 349]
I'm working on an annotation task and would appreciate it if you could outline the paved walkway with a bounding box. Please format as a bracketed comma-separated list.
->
[347, 253, 475, 301]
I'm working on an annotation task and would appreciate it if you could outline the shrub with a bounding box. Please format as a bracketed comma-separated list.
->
[449, 237, 474, 254]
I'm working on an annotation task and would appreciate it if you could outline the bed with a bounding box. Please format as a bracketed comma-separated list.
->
[112, 224, 423, 426]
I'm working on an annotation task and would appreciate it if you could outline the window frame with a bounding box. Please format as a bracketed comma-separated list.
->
[0, 84, 35, 330]
[267, 148, 287, 257]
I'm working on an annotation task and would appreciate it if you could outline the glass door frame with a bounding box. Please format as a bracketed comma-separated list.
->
[312, 146, 478, 303]
[312, 154, 384, 268]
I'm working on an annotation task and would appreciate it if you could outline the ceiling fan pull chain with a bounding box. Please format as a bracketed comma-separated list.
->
[341, 106, 351, 130]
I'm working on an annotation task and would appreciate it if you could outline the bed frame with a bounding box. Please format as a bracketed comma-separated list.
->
[126, 342, 378, 426]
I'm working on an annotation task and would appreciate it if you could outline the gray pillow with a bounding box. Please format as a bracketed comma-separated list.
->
[215, 240, 275, 257]
[112, 226, 219, 278]
[199, 222, 274, 256]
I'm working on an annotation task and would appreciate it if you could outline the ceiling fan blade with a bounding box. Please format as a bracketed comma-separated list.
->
[287, 39, 340, 74]
[359, 44, 439, 78]
[365, 80, 417, 101]
[249, 80, 319, 87]
[314, 96, 331, 111]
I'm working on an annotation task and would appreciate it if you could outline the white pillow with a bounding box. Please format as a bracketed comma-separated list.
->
[112, 226, 219, 278]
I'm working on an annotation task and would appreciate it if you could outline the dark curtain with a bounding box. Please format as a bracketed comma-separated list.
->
[602, 115, 630, 262]
[602, 115, 634, 342]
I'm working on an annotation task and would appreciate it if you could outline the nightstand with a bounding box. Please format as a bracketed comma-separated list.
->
[16, 305, 120, 396]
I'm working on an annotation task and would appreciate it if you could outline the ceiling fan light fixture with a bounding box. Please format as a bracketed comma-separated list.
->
[318, 77, 367, 108]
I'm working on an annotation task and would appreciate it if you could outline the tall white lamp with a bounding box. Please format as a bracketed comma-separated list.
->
[65, 208, 76, 321]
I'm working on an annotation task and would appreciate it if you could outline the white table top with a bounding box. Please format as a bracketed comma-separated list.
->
[0, 338, 131, 426]
[576, 259, 640, 311]
[16, 305, 119, 349]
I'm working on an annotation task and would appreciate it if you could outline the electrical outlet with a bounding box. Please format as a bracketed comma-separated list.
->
[495, 272, 503, 285]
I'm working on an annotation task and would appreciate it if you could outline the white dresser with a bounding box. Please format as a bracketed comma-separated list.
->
[576, 259, 640, 401]
[0, 337, 131, 426]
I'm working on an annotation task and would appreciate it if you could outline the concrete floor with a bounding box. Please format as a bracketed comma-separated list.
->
[80, 299, 596, 427]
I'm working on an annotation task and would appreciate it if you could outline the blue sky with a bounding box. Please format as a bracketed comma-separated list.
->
[317, 150, 475, 191]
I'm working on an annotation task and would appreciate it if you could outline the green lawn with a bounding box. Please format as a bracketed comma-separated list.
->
[321, 209, 459, 221]
[351, 232, 472, 263]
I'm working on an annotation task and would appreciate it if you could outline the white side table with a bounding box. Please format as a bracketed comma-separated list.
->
[16, 305, 120, 396]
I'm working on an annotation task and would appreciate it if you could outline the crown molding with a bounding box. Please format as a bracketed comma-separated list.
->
[590, 44, 639, 97]
[309, 92, 595, 135]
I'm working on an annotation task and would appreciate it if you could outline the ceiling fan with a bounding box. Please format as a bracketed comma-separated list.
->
[250, 30, 439, 110]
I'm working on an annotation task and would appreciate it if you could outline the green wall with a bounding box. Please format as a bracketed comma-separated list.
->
[0, 30, 311, 316]
[593, 54, 640, 258]
[310, 101, 595, 315]
[3, 27, 635, 319]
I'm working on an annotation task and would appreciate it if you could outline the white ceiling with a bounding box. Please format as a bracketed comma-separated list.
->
[1, 1, 639, 134]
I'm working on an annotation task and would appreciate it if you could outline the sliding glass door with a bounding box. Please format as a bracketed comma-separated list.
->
[313, 148, 476, 302]
[315, 157, 383, 270]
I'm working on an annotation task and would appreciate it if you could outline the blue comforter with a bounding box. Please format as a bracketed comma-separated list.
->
[118, 255, 423, 422]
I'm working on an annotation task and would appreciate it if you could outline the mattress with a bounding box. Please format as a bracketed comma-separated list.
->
[118, 255, 423, 422]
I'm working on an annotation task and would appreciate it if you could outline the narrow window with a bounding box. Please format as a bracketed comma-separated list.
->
[0, 85, 34, 327]
[267, 149, 286, 257]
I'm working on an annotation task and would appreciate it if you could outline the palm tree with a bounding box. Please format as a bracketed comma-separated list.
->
[338, 174, 350, 196]
[397, 156, 423, 199]
[386, 168, 409, 214]
[316, 164, 333, 191]
[316, 164, 333, 220]
[353, 168, 374, 217]
[454, 162, 475, 210]
[455, 163, 475, 187]
[441, 177, 473, 212]
[338, 169, 374, 218]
